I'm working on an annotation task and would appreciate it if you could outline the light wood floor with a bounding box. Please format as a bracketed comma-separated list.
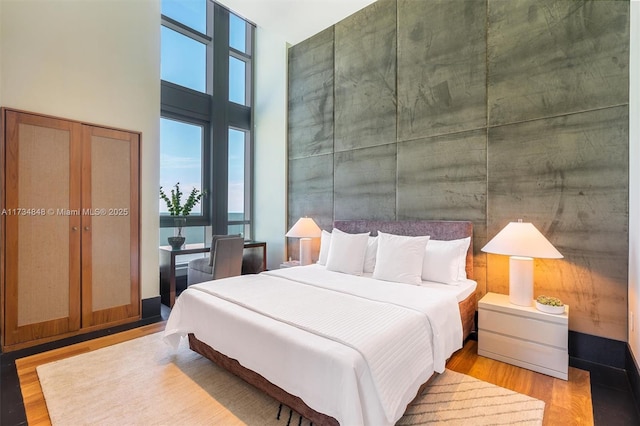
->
[17, 323, 592, 426]
[447, 340, 593, 426]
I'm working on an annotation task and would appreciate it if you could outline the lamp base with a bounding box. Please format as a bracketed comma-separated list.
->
[509, 256, 534, 306]
[299, 237, 312, 266]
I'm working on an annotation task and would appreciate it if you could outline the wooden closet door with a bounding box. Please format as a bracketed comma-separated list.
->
[81, 125, 140, 327]
[2, 110, 82, 347]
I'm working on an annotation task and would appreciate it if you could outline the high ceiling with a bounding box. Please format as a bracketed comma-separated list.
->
[217, 0, 377, 45]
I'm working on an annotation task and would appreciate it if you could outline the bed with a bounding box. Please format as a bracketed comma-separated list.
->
[164, 220, 476, 425]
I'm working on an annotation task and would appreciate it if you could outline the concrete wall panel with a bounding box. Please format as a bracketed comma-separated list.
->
[488, 0, 629, 126]
[288, 27, 334, 159]
[288, 154, 334, 231]
[397, 0, 486, 141]
[334, 143, 397, 220]
[334, 0, 397, 152]
[397, 129, 487, 223]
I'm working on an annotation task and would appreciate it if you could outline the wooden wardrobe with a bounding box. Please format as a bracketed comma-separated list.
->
[0, 108, 140, 351]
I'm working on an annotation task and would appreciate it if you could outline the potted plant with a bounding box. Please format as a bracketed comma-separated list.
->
[160, 182, 202, 250]
[535, 295, 565, 314]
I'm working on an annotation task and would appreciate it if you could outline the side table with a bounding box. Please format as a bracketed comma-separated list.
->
[478, 292, 569, 380]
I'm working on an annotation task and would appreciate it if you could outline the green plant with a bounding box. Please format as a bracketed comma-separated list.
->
[160, 182, 202, 216]
[536, 295, 563, 307]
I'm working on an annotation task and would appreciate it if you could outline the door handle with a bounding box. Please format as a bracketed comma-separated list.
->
[84, 226, 90, 231]
[72, 226, 79, 231]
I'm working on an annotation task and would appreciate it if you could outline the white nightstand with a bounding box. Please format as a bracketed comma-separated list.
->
[478, 292, 569, 380]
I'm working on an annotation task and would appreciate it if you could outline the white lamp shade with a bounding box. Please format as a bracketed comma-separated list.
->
[285, 217, 322, 238]
[481, 221, 563, 259]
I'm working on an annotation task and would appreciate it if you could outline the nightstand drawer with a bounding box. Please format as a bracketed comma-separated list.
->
[479, 309, 567, 349]
[479, 330, 568, 377]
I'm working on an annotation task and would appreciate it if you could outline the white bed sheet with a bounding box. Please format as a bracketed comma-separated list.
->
[164, 266, 469, 425]
[418, 278, 477, 302]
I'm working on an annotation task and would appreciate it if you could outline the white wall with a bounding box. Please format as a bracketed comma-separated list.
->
[0, 0, 161, 300]
[629, 0, 640, 366]
[253, 26, 288, 269]
[217, 0, 375, 45]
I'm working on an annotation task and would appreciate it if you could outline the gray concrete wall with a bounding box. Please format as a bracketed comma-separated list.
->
[287, 0, 630, 341]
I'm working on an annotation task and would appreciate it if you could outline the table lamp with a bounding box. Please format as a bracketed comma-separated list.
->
[481, 219, 563, 306]
[285, 217, 322, 266]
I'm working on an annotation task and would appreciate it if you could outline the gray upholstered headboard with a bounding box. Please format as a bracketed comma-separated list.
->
[333, 220, 474, 280]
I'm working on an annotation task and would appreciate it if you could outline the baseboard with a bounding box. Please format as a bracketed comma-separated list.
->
[627, 346, 640, 417]
[569, 331, 640, 419]
[569, 330, 626, 369]
[142, 296, 161, 319]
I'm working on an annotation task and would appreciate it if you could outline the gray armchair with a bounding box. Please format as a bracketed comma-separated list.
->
[187, 235, 244, 285]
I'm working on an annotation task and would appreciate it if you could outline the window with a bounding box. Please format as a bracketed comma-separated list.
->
[161, 0, 206, 33]
[229, 56, 246, 105]
[161, 26, 206, 93]
[159, 117, 204, 216]
[228, 128, 251, 236]
[160, 1, 254, 239]
[229, 12, 251, 106]
[229, 13, 247, 53]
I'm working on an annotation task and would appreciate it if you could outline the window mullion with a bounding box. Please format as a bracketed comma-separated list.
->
[210, 3, 230, 235]
[244, 130, 252, 223]
[229, 48, 251, 61]
[161, 15, 211, 45]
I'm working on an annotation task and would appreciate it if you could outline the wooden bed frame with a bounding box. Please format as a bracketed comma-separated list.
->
[189, 220, 476, 426]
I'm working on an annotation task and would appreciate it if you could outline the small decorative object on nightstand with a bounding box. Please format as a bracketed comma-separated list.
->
[478, 292, 568, 380]
[535, 295, 565, 314]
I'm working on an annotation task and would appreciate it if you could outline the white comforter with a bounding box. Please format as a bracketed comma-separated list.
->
[164, 265, 462, 425]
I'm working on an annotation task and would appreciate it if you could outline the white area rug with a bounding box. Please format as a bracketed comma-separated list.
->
[36, 332, 544, 425]
[400, 369, 545, 425]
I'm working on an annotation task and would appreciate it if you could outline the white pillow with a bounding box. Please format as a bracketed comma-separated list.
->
[421, 237, 471, 284]
[317, 230, 332, 265]
[325, 228, 370, 275]
[372, 232, 430, 285]
[363, 236, 378, 273]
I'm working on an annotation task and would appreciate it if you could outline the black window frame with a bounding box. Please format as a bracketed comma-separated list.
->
[160, 1, 254, 238]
